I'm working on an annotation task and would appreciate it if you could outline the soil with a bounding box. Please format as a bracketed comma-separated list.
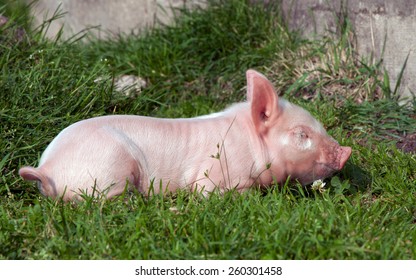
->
[396, 132, 416, 154]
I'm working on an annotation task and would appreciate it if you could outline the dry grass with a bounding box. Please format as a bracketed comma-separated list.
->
[265, 29, 386, 105]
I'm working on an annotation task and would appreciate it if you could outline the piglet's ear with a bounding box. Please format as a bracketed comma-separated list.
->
[246, 69, 278, 135]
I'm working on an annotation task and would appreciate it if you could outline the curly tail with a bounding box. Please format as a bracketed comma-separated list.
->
[19, 166, 56, 197]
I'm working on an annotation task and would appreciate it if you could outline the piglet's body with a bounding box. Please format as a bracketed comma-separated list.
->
[19, 70, 351, 201]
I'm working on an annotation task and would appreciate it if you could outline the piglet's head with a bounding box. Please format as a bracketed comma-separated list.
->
[246, 69, 352, 185]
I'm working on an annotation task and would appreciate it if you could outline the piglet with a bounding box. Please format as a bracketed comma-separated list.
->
[19, 70, 351, 201]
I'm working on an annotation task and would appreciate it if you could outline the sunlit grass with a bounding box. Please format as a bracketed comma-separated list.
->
[0, 0, 415, 260]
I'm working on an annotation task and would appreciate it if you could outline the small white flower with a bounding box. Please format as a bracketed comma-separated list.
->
[311, 179, 326, 193]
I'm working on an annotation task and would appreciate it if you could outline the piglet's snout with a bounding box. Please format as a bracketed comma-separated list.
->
[337, 146, 352, 170]
[319, 142, 352, 172]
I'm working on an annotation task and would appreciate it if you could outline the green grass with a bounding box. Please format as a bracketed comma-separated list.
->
[1, 0, 415, 259]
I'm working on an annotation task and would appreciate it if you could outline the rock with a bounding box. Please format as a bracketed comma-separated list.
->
[113, 75, 147, 97]
[95, 75, 147, 97]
